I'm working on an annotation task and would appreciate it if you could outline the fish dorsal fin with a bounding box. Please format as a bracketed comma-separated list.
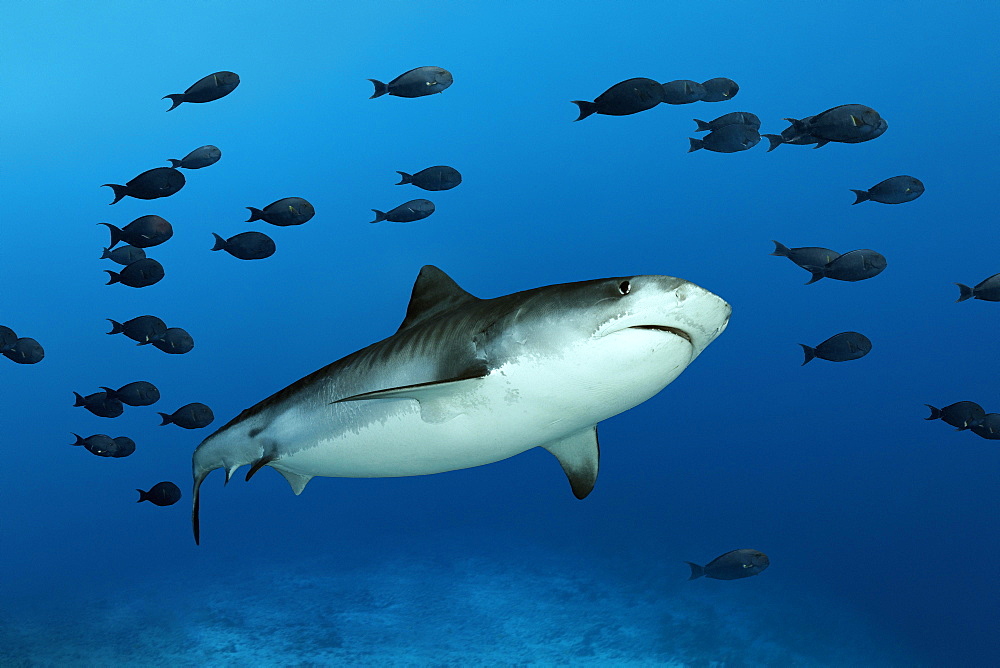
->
[397, 265, 479, 332]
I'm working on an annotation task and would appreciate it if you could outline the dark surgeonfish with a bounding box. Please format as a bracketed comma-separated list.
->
[103, 167, 185, 204]
[71, 433, 119, 457]
[168, 145, 221, 169]
[105, 258, 164, 288]
[851, 176, 924, 205]
[107, 315, 167, 344]
[700, 77, 739, 102]
[770, 241, 840, 272]
[211, 232, 276, 260]
[246, 197, 315, 226]
[100, 215, 173, 249]
[163, 71, 240, 111]
[101, 245, 146, 265]
[572, 77, 666, 120]
[784, 104, 887, 147]
[370, 199, 435, 223]
[800, 332, 872, 365]
[971, 414, 1000, 440]
[159, 403, 214, 429]
[688, 124, 760, 153]
[805, 249, 886, 284]
[73, 391, 124, 418]
[101, 381, 160, 407]
[924, 401, 985, 430]
[661, 79, 706, 105]
[3, 337, 44, 364]
[686, 549, 769, 580]
[693, 111, 760, 133]
[396, 166, 462, 191]
[153, 327, 194, 355]
[369, 66, 453, 98]
[137, 482, 182, 506]
[955, 273, 1000, 302]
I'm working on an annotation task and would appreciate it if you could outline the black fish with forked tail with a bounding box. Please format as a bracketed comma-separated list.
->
[163, 71, 239, 111]
[103, 168, 184, 204]
[686, 549, 769, 580]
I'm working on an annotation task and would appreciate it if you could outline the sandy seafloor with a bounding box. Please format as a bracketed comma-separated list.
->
[2, 540, 916, 667]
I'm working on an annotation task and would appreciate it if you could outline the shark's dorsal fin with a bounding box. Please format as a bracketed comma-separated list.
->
[542, 426, 600, 499]
[397, 265, 479, 332]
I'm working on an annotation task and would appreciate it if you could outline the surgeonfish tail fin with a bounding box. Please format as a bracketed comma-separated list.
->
[851, 189, 871, 205]
[162, 94, 184, 111]
[99, 386, 118, 400]
[369, 209, 387, 224]
[136, 489, 149, 503]
[71, 433, 86, 446]
[100, 247, 114, 260]
[924, 404, 942, 420]
[210, 233, 228, 251]
[685, 562, 705, 580]
[693, 119, 711, 132]
[368, 79, 388, 99]
[687, 137, 703, 152]
[245, 207, 264, 222]
[106, 319, 124, 335]
[98, 222, 124, 247]
[157, 412, 173, 426]
[763, 134, 784, 152]
[72, 392, 87, 407]
[770, 240, 790, 257]
[167, 158, 183, 168]
[955, 283, 974, 302]
[101, 184, 128, 205]
[395, 171, 412, 185]
[104, 270, 121, 285]
[571, 100, 597, 121]
[799, 344, 816, 365]
[804, 269, 824, 285]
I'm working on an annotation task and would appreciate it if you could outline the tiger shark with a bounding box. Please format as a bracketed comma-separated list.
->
[192, 266, 730, 543]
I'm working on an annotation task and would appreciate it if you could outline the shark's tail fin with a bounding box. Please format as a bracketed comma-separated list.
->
[192, 466, 210, 545]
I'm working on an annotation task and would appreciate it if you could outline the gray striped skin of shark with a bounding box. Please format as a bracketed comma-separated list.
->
[192, 265, 731, 543]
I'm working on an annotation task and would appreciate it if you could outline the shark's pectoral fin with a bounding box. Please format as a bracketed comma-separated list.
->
[275, 468, 313, 495]
[542, 426, 600, 499]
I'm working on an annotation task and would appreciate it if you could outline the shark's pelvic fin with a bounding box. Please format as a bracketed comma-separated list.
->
[246, 454, 276, 481]
[542, 426, 601, 499]
[276, 468, 313, 495]
[396, 265, 480, 332]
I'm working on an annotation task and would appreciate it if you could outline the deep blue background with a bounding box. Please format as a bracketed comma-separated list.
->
[3, 1, 997, 665]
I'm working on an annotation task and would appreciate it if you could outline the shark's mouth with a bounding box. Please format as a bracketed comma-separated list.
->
[629, 325, 693, 345]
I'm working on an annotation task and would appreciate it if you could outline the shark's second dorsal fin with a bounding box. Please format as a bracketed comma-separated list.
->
[397, 265, 480, 332]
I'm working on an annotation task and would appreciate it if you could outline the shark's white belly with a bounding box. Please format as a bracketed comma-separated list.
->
[270, 329, 691, 478]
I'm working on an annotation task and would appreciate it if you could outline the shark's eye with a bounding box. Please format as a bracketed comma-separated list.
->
[618, 281, 630, 295]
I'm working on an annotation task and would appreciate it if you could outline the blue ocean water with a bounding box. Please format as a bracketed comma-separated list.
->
[2, 1, 997, 665]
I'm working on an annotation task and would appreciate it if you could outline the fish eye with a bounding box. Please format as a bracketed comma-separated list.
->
[618, 280, 630, 295]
